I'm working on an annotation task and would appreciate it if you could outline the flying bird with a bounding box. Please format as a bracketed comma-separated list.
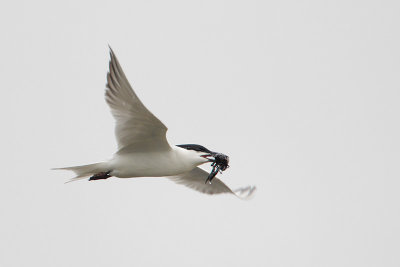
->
[55, 48, 256, 199]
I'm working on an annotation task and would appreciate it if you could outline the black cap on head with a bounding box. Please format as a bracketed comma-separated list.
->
[176, 144, 212, 153]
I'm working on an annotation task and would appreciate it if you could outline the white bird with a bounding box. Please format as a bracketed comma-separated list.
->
[55, 48, 256, 199]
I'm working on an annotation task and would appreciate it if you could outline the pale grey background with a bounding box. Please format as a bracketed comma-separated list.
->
[1, 0, 399, 266]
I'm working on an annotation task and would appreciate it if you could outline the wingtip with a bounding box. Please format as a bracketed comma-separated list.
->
[233, 185, 257, 200]
[108, 45, 115, 59]
[51, 167, 66, 171]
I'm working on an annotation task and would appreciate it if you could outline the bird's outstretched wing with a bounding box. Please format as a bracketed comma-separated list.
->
[106, 48, 170, 153]
[168, 167, 256, 200]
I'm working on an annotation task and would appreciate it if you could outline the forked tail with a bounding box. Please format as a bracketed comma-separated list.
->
[52, 162, 109, 183]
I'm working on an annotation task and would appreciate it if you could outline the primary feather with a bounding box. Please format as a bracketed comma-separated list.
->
[106, 48, 170, 153]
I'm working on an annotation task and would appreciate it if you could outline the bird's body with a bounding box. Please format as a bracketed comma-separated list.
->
[109, 146, 208, 178]
[55, 47, 256, 199]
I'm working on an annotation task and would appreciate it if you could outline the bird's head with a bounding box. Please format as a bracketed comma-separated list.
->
[176, 144, 230, 183]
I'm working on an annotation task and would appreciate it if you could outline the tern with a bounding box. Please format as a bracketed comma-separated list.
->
[55, 48, 256, 199]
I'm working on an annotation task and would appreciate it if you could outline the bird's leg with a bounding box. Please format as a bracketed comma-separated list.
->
[89, 171, 112, 181]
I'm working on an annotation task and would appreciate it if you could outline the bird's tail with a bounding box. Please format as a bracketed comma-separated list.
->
[52, 162, 109, 183]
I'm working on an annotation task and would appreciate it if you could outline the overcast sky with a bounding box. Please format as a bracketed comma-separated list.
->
[1, 0, 400, 266]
